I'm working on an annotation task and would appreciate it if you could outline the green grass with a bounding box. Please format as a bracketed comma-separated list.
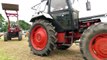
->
[0, 36, 14, 60]
[0, 49, 14, 60]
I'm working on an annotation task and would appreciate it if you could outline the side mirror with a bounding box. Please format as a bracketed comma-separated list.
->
[86, 0, 91, 11]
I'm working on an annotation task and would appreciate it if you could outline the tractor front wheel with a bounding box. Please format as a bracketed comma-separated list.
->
[80, 23, 107, 60]
[29, 20, 56, 56]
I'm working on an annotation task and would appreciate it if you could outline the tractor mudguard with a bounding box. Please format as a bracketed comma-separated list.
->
[30, 13, 65, 32]
[30, 13, 53, 22]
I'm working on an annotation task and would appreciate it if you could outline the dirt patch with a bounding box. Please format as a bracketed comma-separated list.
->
[0, 37, 83, 60]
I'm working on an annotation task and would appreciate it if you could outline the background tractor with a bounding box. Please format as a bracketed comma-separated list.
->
[28, 0, 107, 60]
[2, 3, 22, 41]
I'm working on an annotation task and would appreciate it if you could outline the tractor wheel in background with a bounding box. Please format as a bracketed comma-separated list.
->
[29, 20, 56, 56]
[4, 32, 8, 41]
[18, 32, 22, 41]
[8, 37, 11, 40]
[7, 33, 11, 40]
[80, 23, 107, 60]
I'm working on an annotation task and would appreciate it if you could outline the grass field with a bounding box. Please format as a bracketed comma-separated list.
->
[0, 49, 13, 60]
[0, 36, 14, 60]
[0, 36, 83, 60]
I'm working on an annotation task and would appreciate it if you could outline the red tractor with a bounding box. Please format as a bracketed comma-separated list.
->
[29, 0, 107, 60]
[2, 3, 22, 41]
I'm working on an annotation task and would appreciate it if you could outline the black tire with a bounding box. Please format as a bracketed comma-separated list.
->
[80, 22, 107, 60]
[18, 32, 22, 41]
[57, 45, 70, 50]
[8, 37, 11, 40]
[29, 20, 56, 56]
[4, 32, 8, 41]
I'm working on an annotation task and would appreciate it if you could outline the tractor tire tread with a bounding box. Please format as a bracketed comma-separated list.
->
[29, 20, 56, 56]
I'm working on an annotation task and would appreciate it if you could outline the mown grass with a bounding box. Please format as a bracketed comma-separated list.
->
[0, 36, 14, 60]
[0, 36, 83, 60]
[0, 49, 14, 60]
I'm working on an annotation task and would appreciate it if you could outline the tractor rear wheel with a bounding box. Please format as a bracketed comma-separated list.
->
[80, 23, 107, 60]
[18, 32, 22, 41]
[4, 32, 8, 41]
[29, 20, 56, 56]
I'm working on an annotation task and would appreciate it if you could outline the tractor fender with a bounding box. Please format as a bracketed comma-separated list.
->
[30, 13, 53, 22]
[30, 13, 65, 32]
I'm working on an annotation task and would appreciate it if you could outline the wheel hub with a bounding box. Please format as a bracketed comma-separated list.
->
[36, 33, 42, 42]
[94, 37, 107, 57]
[90, 33, 107, 59]
[31, 25, 48, 50]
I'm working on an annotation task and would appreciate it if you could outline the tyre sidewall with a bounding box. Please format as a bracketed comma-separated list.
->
[80, 23, 107, 60]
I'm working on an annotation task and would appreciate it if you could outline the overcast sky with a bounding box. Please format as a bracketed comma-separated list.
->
[0, 0, 107, 23]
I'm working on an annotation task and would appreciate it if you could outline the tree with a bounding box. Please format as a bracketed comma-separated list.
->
[0, 22, 8, 32]
[0, 14, 7, 32]
[18, 20, 31, 30]
[0, 14, 5, 27]
[0, 14, 4, 22]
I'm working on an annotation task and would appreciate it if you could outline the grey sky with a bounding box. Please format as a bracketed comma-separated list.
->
[0, 0, 41, 23]
[0, 0, 107, 23]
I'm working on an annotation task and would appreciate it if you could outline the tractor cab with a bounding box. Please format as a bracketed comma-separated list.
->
[9, 22, 20, 32]
[31, 0, 91, 31]
[49, 0, 79, 31]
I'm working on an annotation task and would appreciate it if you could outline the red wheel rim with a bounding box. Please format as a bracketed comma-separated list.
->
[89, 33, 107, 60]
[30, 25, 48, 50]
